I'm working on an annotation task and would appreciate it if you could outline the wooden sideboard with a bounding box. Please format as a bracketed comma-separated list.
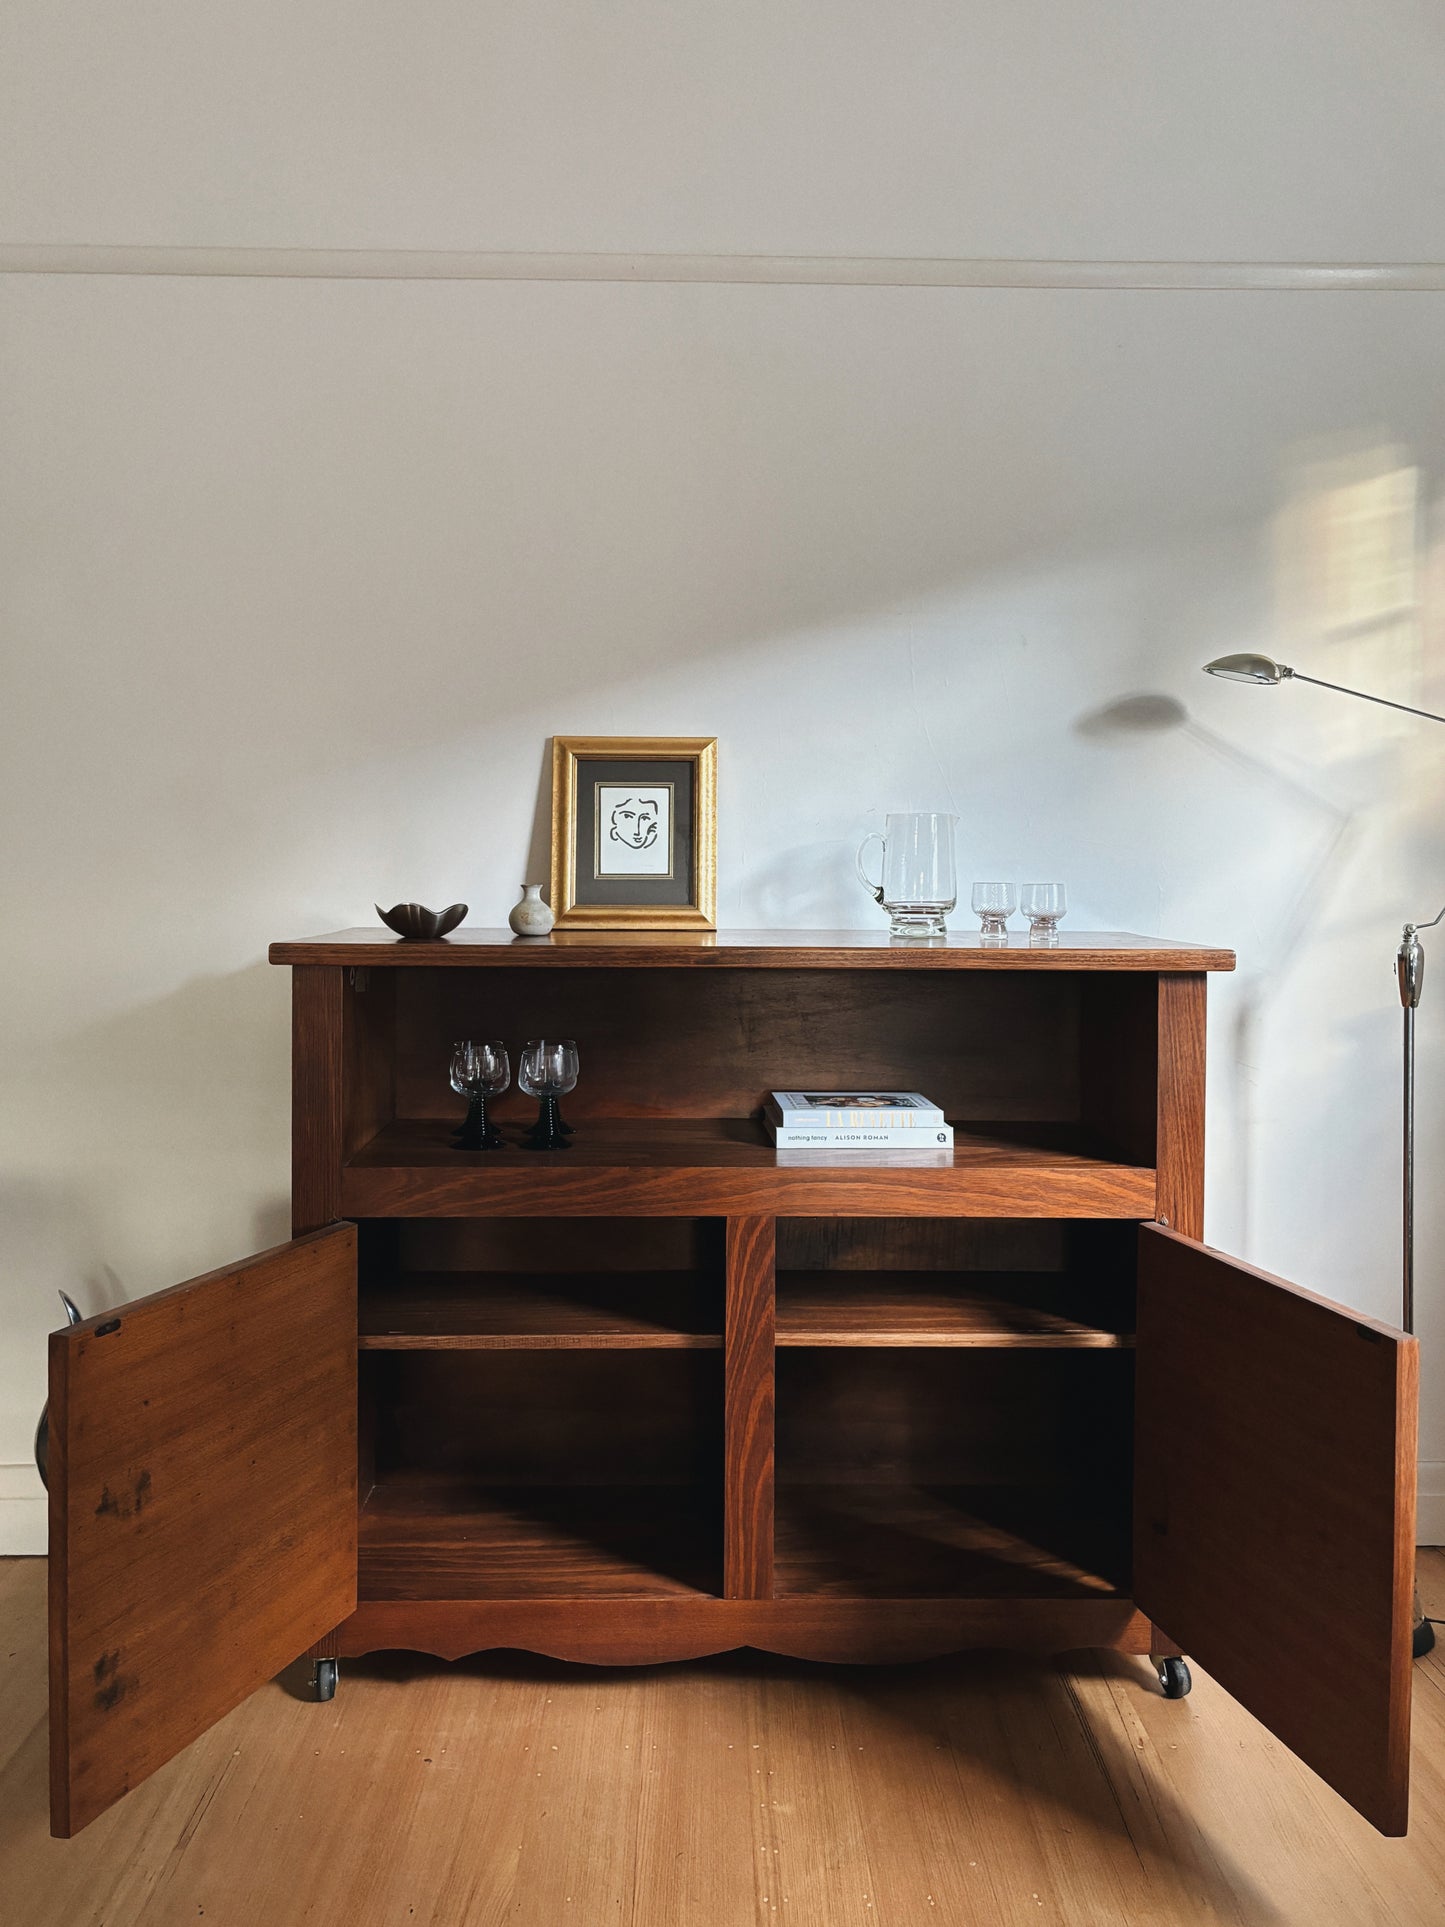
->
[47, 931, 1417, 1838]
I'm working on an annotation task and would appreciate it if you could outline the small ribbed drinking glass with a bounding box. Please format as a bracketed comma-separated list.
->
[1021, 883, 1067, 945]
[971, 881, 1016, 943]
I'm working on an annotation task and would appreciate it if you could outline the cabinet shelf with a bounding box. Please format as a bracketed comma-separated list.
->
[342, 1118, 1155, 1219]
[359, 1272, 722, 1350]
[355, 1477, 1125, 1605]
[358, 1476, 720, 1600]
[773, 1484, 1129, 1599]
[776, 1271, 1134, 1348]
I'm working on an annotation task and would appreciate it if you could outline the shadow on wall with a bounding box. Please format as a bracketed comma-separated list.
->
[1074, 688, 1361, 1260]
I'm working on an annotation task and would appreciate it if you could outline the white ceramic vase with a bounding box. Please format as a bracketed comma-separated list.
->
[508, 883, 555, 937]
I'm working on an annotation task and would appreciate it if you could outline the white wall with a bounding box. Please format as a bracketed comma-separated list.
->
[5, 3, 1445, 1551]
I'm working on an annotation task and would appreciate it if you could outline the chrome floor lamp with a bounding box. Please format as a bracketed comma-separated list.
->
[1204, 652, 1440, 1657]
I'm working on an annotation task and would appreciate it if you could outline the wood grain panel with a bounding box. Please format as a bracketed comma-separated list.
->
[271, 928, 1237, 970]
[724, 1217, 776, 1599]
[776, 1216, 1071, 1271]
[328, 1595, 1156, 1664]
[342, 1118, 1156, 1219]
[394, 1216, 719, 1273]
[392, 966, 1081, 1122]
[380, 1352, 720, 1486]
[773, 1484, 1129, 1599]
[358, 1478, 718, 1600]
[1154, 973, 1207, 1239]
[291, 965, 343, 1234]
[343, 965, 395, 1158]
[359, 1271, 721, 1349]
[1135, 1225, 1416, 1836]
[48, 1226, 357, 1837]
[775, 1271, 1133, 1347]
[1079, 972, 1159, 1167]
[775, 1349, 1134, 1490]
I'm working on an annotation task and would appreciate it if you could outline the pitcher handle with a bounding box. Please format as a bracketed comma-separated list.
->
[855, 832, 885, 905]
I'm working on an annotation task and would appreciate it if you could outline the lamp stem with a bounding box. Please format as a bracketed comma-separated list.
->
[1404, 997, 1416, 1337]
[1398, 922, 1435, 1655]
[1288, 669, 1445, 727]
[1398, 924, 1427, 1336]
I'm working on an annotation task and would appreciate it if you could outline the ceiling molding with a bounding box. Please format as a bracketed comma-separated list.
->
[3, 244, 1445, 290]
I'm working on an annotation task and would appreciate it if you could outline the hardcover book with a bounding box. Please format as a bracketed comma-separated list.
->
[767, 1119, 955, 1149]
[766, 1090, 945, 1130]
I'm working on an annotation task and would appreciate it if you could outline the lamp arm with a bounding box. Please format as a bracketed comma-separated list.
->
[1404, 903, 1445, 940]
[1286, 668, 1445, 727]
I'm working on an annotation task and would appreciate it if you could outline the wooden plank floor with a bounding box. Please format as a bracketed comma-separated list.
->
[4, 1552, 1445, 1925]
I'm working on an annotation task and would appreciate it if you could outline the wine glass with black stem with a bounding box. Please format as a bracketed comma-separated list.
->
[449, 1040, 509, 1149]
[519, 1039, 579, 1150]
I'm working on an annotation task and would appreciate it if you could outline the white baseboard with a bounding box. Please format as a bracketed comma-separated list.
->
[1417, 1462, 1445, 1548]
[0, 1464, 47, 1556]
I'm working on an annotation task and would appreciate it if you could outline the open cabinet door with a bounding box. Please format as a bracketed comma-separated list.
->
[49, 1224, 357, 1837]
[1135, 1225, 1416, 1836]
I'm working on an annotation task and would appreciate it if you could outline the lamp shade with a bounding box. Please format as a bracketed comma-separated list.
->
[1202, 653, 1291, 685]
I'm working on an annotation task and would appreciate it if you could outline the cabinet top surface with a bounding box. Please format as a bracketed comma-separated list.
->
[268, 928, 1235, 970]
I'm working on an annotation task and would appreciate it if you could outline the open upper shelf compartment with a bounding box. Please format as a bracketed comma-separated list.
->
[272, 931, 1234, 1223]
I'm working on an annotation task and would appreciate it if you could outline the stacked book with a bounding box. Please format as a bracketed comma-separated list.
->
[764, 1090, 952, 1149]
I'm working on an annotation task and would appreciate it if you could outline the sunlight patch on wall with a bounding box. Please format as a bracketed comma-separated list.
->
[1273, 439, 1423, 760]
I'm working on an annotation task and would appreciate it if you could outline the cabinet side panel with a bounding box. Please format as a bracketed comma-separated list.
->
[725, 1217, 776, 1598]
[47, 1329, 73, 1835]
[1156, 973, 1206, 1239]
[293, 965, 343, 1234]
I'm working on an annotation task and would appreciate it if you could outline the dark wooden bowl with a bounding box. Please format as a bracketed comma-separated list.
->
[376, 902, 468, 940]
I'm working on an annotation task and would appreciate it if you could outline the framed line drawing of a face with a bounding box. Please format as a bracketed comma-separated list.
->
[595, 783, 673, 878]
[550, 737, 717, 930]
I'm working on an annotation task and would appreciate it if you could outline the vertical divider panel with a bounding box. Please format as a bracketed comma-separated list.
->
[293, 966, 344, 1236]
[724, 1216, 776, 1599]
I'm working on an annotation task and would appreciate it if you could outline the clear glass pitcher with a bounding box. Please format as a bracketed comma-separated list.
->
[856, 813, 958, 938]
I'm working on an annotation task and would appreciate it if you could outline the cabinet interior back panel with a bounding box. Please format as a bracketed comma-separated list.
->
[391, 967, 1082, 1121]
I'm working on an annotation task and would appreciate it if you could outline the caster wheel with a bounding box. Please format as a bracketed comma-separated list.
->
[308, 1658, 338, 1702]
[1157, 1656, 1192, 1700]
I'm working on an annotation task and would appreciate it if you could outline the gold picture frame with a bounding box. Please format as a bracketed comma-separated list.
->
[550, 736, 717, 930]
